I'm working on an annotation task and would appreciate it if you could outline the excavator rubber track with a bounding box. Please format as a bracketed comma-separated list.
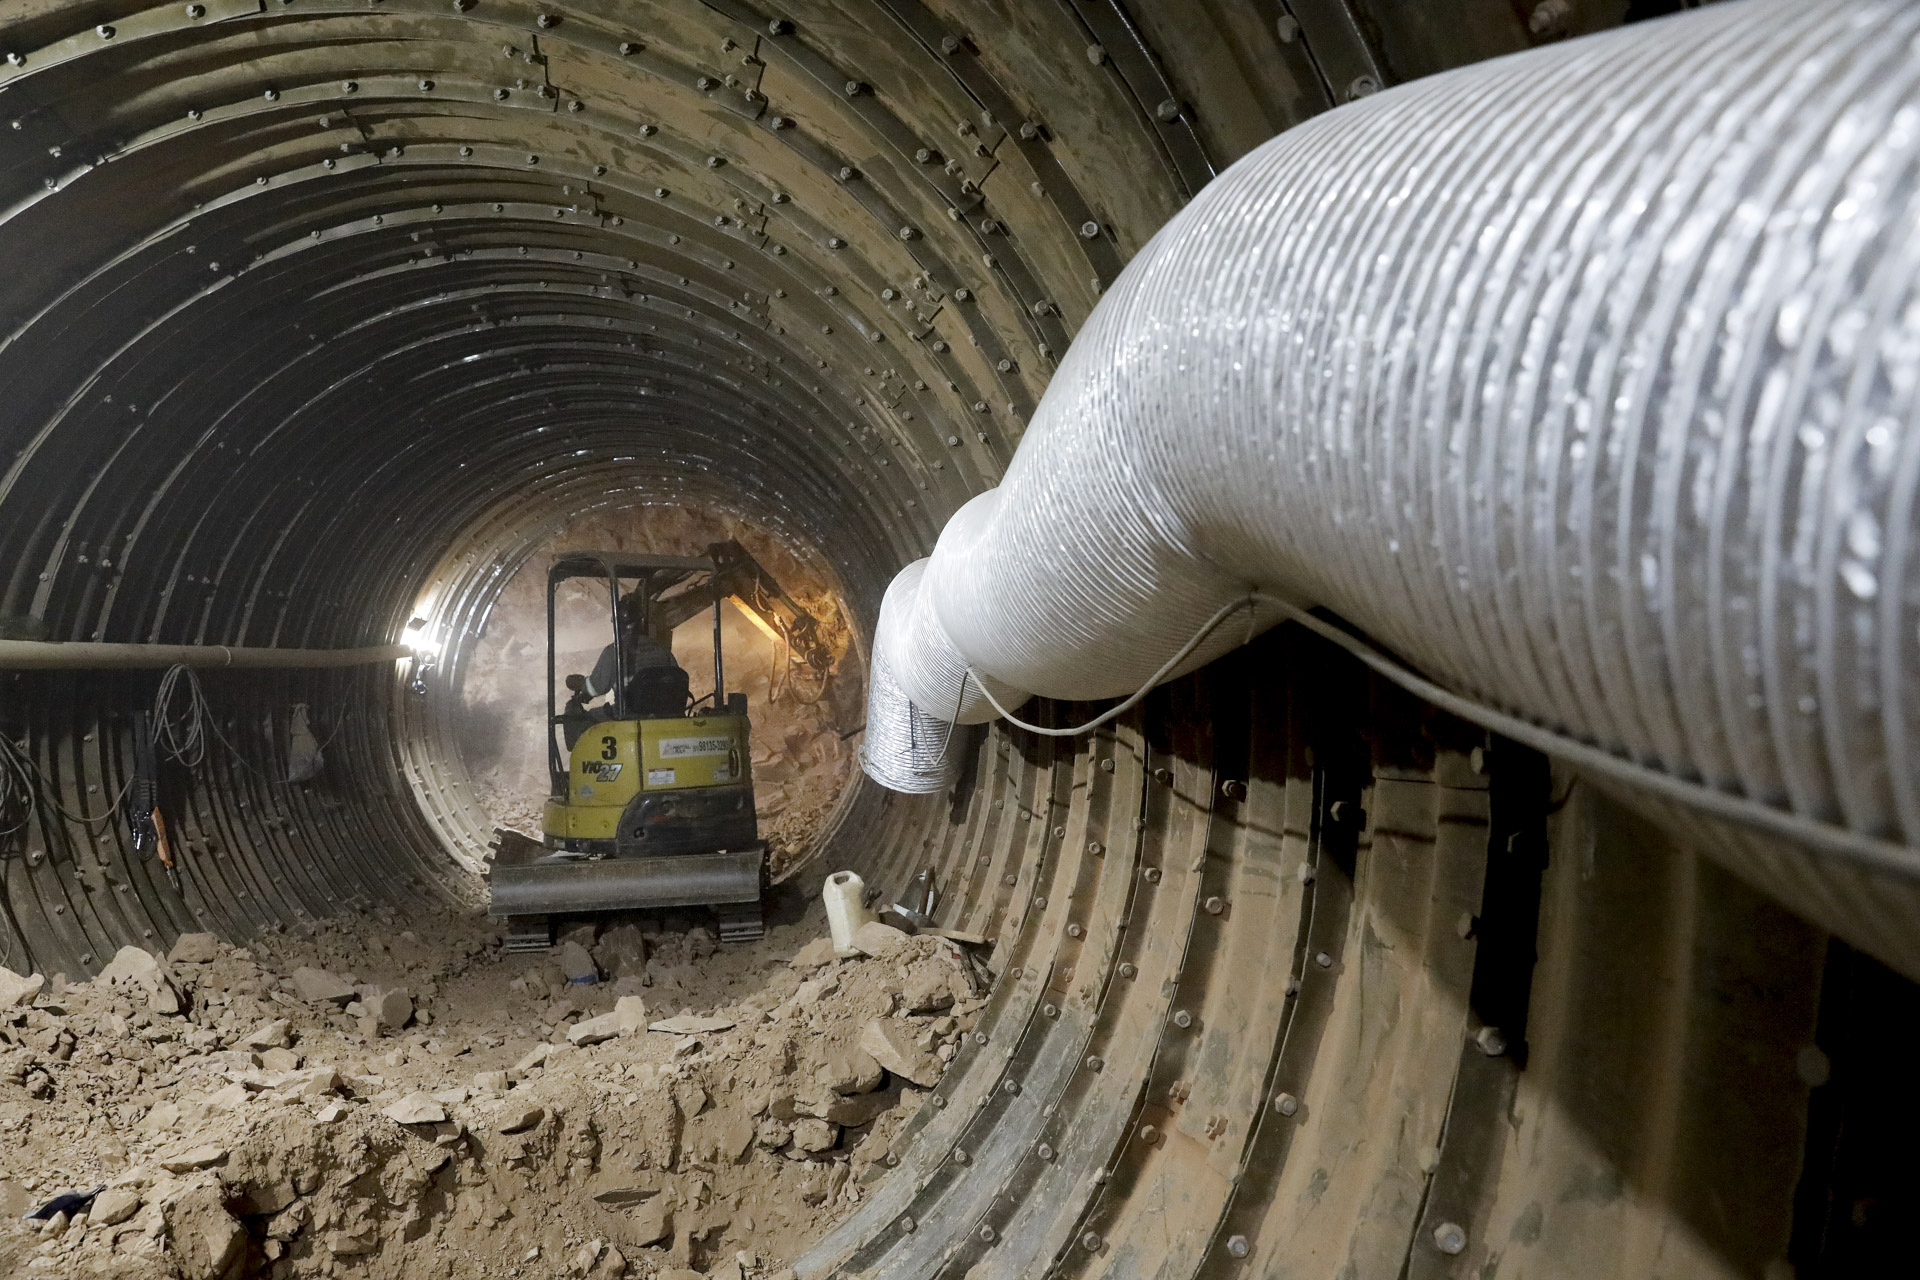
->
[715, 903, 766, 944]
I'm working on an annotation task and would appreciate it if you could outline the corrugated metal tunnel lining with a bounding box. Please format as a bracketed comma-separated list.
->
[0, 0, 1912, 1277]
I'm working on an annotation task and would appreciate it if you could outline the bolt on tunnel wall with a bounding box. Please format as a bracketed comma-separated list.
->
[0, 0, 1914, 1278]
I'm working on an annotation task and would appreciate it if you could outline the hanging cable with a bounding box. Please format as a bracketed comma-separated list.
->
[0, 732, 133, 829]
[967, 594, 1262, 739]
[152, 663, 208, 767]
[967, 590, 1919, 880]
[151, 663, 261, 774]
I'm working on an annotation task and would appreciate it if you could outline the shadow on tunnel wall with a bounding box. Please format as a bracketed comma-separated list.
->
[805, 626, 1914, 1280]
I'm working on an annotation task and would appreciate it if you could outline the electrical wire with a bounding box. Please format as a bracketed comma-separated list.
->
[152, 663, 262, 774]
[967, 595, 1263, 739]
[0, 733, 133, 829]
[152, 663, 208, 767]
[967, 591, 1920, 879]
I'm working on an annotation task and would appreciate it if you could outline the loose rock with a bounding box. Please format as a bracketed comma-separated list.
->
[495, 1104, 545, 1134]
[383, 1092, 447, 1125]
[158, 1143, 229, 1173]
[790, 937, 838, 970]
[370, 988, 414, 1030]
[850, 922, 911, 959]
[859, 1018, 942, 1087]
[0, 967, 43, 1008]
[239, 1018, 293, 1050]
[90, 1187, 141, 1226]
[167, 933, 221, 965]
[291, 967, 356, 1005]
[559, 939, 600, 984]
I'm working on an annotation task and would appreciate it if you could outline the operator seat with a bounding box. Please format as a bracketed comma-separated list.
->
[627, 665, 691, 718]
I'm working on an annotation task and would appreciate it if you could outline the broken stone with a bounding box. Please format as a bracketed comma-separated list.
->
[291, 967, 356, 1005]
[97, 946, 163, 987]
[203, 1082, 251, 1110]
[239, 1018, 292, 1050]
[818, 1090, 896, 1127]
[495, 1104, 545, 1134]
[858, 1018, 942, 1088]
[817, 1047, 884, 1095]
[164, 1184, 247, 1280]
[558, 939, 599, 984]
[649, 1014, 735, 1035]
[565, 1015, 618, 1047]
[569, 994, 649, 1045]
[0, 968, 44, 1008]
[90, 1187, 141, 1226]
[260, 1047, 301, 1073]
[793, 975, 841, 1006]
[902, 967, 956, 1014]
[790, 1118, 838, 1152]
[471, 1070, 508, 1093]
[515, 1043, 552, 1071]
[313, 1101, 349, 1124]
[621, 1198, 672, 1248]
[326, 1227, 377, 1256]
[790, 937, 837, 970]
[851, 921, 911, 959]
[167, 933, 220, 965]
[275, 1066, 336, 1096]
[596, 923, 648, 980]
[158, 1143, 229, 1173]
[383, 1092, 446, 1125]
[148, 980, 183, 1016]
[370, 988, 413, 1030]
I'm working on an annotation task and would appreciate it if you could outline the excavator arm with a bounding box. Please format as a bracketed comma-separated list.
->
[652, 541, 835, 674]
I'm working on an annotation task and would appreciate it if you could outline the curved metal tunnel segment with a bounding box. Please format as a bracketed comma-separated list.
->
[0, 2, 1906, 1279]
[0, 0, 1363, 971]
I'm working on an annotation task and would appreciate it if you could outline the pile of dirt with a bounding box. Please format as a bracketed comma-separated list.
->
[0, 900, 988, 1279]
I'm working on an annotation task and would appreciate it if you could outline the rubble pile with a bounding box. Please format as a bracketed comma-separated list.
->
[0, 902, 988, 1279]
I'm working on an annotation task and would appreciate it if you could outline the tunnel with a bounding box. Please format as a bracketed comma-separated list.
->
[0, 0, 1917, 1277]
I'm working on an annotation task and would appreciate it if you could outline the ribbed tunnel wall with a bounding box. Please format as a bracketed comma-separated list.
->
[0, 1, 1911, 1277]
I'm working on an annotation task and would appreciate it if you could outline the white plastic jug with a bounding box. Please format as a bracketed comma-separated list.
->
[823, 870, 877, 958]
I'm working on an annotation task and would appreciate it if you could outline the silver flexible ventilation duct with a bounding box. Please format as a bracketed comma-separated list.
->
[865, 0, 1920, 973]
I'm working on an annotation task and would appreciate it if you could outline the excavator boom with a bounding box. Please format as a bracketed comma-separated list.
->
[653, 541, 834, 673]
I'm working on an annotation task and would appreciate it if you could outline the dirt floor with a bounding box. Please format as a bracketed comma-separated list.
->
[0, 884, 988, 1278]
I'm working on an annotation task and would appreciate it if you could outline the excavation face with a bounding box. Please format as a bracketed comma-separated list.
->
[0, 3, 1913, 1280]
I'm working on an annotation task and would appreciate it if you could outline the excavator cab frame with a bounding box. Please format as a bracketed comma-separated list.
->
[544, 551, 735, 787]
[490, 549, 766, 948]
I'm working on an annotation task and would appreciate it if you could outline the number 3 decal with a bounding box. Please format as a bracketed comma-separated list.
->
[600, 736, 618, 761]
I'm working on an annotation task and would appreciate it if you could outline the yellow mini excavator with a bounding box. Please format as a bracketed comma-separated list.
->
[489, 544, 833, 947]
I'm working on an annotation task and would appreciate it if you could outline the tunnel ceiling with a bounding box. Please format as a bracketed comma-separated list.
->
[0, 0, 1564, 978]
[0, 0, 1536, 645]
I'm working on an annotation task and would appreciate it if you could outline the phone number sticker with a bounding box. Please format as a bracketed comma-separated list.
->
[658, 736, 731, 758]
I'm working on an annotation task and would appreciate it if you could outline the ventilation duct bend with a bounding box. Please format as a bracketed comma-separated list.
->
[865, 0, 1920, 974]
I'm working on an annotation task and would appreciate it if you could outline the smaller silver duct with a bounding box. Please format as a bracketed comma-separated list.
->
[865, 0, 1920, 976]
[859, 646, 963, 795]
